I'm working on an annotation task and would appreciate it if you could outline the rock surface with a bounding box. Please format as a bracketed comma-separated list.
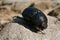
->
[0, 15, 60, 40]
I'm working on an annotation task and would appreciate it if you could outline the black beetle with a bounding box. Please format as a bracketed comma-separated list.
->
[22, 7, 48, 32]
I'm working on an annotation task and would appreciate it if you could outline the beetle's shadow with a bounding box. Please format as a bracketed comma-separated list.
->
[12, 16, 40, 33]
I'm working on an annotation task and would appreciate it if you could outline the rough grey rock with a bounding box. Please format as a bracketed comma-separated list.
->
[0, 15, 60, 40]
